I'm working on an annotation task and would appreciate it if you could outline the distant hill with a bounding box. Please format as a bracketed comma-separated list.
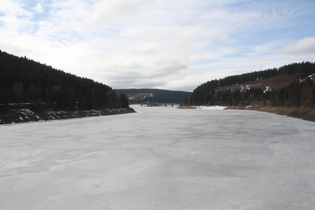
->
[0, 50, 133, 124]
[190, 62, 315, 107]
[116, 88, 192, 104]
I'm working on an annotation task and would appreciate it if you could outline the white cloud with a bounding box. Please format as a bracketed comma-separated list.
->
[0, 0, 314, 91]
[82, 0, 156, 28]
[279, 37, 315, 56]
[0, 0, 30, 16]
[0, 0, 33, 32]
[33, 3, 44, 13]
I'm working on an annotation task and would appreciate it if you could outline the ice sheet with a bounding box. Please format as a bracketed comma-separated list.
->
[1, 106, 315, 209]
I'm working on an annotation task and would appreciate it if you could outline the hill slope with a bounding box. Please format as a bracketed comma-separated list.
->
[116, 88, 192, 104]
[0, 50, 134, 124]
[187, 62, 315, 122]
[190, 62, 315, 107]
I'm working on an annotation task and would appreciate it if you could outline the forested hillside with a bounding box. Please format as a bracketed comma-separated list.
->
[190, 62, 315, 107]
[0, 50, 133, 124]
[0, 50, 129, 110]
[116, 88, 192, 104]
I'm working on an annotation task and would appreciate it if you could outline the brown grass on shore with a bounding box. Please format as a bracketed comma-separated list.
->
[226, 106, 315, 122]
[177, 105, 196, 109]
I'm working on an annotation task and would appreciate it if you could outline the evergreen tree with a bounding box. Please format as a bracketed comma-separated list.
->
[0, 50, 130, 111]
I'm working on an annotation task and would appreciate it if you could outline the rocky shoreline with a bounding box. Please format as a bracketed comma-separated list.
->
[177, 105, 315, 122]
[0, 107, 135, 125]
[226, 106, 315, 123]
[177, 105, 196, 109]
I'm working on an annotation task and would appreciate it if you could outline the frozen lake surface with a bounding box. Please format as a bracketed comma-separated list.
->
[1, 106, 315, 210]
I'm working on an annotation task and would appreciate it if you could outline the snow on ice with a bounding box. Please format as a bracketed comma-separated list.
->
[0, 105, 315, 209]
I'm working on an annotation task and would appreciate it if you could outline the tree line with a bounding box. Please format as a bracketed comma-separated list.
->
[116, 88, 192, 104]
[189, 62, 315, 107]
[0, 50, 129, 111]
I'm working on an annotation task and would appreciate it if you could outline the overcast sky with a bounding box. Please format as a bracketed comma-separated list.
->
[1, 0, 315, 91]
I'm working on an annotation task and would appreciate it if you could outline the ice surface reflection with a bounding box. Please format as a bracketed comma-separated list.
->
[1, 106, 315, 209]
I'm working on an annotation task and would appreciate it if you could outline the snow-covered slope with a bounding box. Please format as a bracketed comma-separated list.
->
[1, 106, 315, 209]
